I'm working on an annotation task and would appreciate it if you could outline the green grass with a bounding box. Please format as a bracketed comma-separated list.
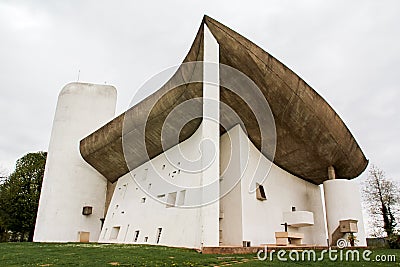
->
[0, 242, 399, 266]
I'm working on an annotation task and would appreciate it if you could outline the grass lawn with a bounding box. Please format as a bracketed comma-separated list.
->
[0, 242, 398, 266]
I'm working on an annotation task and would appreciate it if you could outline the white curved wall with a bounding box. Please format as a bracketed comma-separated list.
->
[98, 122, 207, 248]
[323, 179, 367, 246]
[220, 125, 327, 246]
[101, 124, 329, 248]
[34, 82, 117, 242]
[99, 26, 221, 248]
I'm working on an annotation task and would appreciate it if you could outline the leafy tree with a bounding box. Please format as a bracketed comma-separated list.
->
[0, 152, 47, 241]
[0, 168, 8, 241]
[0, 169, 7, 184]
[362, 165, 399, 239]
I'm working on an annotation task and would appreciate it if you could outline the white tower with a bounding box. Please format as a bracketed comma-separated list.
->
[34, 82, 117, 242]
[323, 178, 367, 246]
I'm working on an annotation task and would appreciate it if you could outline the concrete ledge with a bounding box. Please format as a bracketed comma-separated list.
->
[201, 245, 369, 254]
[201, 246, 262, 254]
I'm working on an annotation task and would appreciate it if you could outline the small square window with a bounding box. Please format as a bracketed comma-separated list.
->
[82, 206, 92, 215]
[166, 192, 177, 208]
[256, 183, 267, 201]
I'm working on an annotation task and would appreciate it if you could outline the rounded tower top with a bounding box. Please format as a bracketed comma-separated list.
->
[60, 82, 117, 99]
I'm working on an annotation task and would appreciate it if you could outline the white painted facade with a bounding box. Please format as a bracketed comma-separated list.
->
[98, 124, 333, 248]
[97, 123, 367, 248]
[34, 82, 117, 242]
[199, 24, 220, 247]
[34, 27, 367, 248]
[324, 179, 367, 246]
[99, 125, 205, 248]
[219, 125, 328, 247]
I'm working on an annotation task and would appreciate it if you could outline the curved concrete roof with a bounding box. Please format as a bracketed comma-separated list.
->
[80, 16, 368, 184]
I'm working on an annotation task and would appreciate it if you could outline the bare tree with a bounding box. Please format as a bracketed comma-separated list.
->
[362, 165, 399, 237]
[0, 167, 7, 184]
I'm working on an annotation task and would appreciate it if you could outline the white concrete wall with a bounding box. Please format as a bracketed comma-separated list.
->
[99, 125, 206, 248]
[220, 125, 327, 246]
[323, 179, 367, 246]
[100, 124, 330, 248]
[34, 82, 117, 242]
[219, 127, 243, 246]
[200, 24, 220, 247]
[98, 25, 222, 249]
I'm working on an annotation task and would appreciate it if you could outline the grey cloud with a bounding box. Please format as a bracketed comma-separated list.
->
[0, 0, 399, 181]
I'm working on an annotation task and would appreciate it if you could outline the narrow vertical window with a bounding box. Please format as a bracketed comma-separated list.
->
[156, 228, 162, 244]
[122, 184, 128, 199]
[103, 228, 108, 239]
[123, 224, 130, 242]
[177, 190, 186, 206]
[143, 168, 148, 181]
[133, 230, 140, 242]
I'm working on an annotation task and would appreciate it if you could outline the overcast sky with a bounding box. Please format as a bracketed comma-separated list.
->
[0, 0, 399, 182]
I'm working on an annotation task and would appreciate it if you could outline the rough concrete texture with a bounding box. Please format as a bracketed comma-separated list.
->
[80, 16, 368, 184]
